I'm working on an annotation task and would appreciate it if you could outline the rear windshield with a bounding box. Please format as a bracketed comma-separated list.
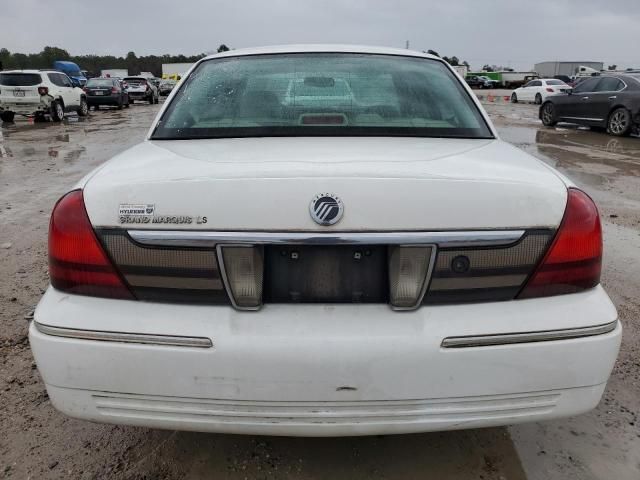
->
[0, 73, 42, 86]
[124, 78, 147, 85]
[546, 80, 565, 86]
[152, 53, 493, 140]
[86, 79, 114, 87]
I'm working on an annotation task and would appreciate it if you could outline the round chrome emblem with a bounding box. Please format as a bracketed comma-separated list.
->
[310, 193, 344, 226]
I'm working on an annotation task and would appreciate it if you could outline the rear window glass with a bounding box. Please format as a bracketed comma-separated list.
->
[124, 78, 147, 85]
[595, 77, 624, 92]
[87, 79, 114, 87]
[152, 53, 493, 140]
[0, 73, 42, 86]
[545, 80, 565, 86]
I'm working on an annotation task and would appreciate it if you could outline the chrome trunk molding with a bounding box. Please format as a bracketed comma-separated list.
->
[127, 230, 526, 249]
[34, 322, 213, 348]
[441, 320, 618, 348]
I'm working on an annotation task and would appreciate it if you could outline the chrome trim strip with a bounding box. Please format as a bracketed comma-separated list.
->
[128, 230, 525, 249]
[441, 320, 618, 348]
[561, 116, 604, 122]
[34, 322, 213, 348]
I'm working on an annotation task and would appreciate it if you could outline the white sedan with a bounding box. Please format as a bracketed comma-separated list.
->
[511, 78, 572, 104]
[30, 45, 620, 437]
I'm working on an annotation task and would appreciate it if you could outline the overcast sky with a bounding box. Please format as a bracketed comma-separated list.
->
[1, 0, 638, 70]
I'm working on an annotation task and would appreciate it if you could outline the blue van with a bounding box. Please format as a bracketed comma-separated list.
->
[53, 61, 87, 86]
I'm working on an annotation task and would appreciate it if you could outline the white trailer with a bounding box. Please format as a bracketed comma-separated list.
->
[500, 71, 539, 88]
[100, 69, 128, 79]
[162, 63, 194, 80]
[452, 65, 468, 78]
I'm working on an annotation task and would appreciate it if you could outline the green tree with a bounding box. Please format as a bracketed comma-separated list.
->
[0, 46, 208, 77]
[41, 46, 70, 67]
[217, 44, 230, 53]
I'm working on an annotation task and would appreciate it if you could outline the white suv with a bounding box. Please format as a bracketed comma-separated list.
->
[0, 70, 88, 122]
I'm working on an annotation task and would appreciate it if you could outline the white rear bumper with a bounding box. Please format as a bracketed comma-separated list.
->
[30, 287, 621, 436]
[0, 99, 50, 115]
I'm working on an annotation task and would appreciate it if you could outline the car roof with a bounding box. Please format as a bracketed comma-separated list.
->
[202, 44, 441, 62]
[0, 70, 44, 74]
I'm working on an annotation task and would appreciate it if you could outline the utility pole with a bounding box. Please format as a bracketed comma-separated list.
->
[405, 40, 410, 49]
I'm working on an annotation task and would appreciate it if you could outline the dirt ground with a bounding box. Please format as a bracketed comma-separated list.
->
[0, 96, 638, 479]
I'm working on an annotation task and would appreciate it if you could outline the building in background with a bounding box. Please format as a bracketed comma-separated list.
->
[534, 61, 604, 78]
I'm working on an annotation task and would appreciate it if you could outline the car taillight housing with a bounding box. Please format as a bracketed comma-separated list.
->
[111, 87, 118, 94]
[38, 86, 49, 96]
[546, 87, 554, 92]
[518, 188, 602, 299]
[49, 190, 134, 299]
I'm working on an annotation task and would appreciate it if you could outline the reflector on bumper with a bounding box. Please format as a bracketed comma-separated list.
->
[388, 246, 436, 310]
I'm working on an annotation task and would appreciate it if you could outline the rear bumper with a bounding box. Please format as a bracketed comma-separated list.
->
[30, 286, 621, 436]
[87, 95, 121, 105]
[128, 92, 150, 99]
[0, 100, 49, 115]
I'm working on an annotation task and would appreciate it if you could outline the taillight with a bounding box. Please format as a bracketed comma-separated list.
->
[38, 86, 49, 96]
[518, 188, 602, 299]
[49, 190, 134, 299]
[546, 87, 554, 92]
[111, 87, 118, 94]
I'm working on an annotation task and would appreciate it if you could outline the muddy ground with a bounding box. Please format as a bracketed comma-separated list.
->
[0, 97, 638, 479]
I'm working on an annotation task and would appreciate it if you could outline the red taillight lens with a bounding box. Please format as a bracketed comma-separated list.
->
[38, 86, 49, 96]
[546, 87, 554, 92]
[518, 188, 602, 299]
[111, 87, 118, 94]
[49, 190, 134, 299]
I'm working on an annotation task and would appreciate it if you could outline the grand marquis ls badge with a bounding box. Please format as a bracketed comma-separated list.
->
[310, 193, 344, 226]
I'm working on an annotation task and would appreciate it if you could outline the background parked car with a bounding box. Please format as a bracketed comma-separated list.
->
[477, 75, 500, 89]
[465, 75, 490, 89]
[540, 74, 640, 136]
[84, 78, 130, 110]
[0, 70, 88, 122]
[123, 76, 158, 104]
[149, 77, 162, 91]
[511, 78, 571, 104]
[159, 79, 177, 96]
[465, 75, 498, 89]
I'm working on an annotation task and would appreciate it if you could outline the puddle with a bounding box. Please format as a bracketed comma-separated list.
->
[498, 125, 640, 188]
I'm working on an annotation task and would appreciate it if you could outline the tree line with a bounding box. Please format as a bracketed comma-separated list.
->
[1, 45, 484, 76]
[0, 45, 231, 77]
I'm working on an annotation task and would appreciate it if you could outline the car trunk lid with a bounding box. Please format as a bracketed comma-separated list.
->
[83, 137, 567, 231]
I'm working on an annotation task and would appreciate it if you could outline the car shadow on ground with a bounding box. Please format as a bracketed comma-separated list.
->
[119, 427, 527, 479]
